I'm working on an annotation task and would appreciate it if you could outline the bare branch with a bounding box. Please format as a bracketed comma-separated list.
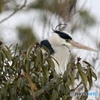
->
[73, 81, 82, 91]
[0, 0, 27, 24]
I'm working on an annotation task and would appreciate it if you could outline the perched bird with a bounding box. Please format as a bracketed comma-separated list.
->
[40, 28, 96, 75]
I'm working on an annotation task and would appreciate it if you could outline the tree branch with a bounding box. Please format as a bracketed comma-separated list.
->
[0, 0, 27, 24]
[24, 72, 38, 95]
[73, 81, 82, 91]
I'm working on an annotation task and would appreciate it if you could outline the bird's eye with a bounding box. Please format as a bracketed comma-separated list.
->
[65, 39, 70, 42]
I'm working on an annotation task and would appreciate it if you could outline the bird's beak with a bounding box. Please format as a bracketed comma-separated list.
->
[69, 40, 97, 52]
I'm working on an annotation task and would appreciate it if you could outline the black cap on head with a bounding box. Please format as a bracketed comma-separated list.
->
[53, 30, 72, 40]
[52, 24, 72, 40]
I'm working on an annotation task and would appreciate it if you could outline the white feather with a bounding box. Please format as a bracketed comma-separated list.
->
[48, 33, 71, 75]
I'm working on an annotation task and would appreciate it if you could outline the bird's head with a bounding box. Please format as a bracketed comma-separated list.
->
[52, 30, 97, 52]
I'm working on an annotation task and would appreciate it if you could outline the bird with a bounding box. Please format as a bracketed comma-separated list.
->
[40, 27, 96, 75]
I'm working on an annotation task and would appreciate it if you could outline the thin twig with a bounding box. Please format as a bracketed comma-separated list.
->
[24, 72, 38, 100]
[73, 81, 82, 91]
[0, 0, 27, 24]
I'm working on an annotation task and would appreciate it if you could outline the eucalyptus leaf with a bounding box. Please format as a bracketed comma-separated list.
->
[42, 45, 50, 54]
[90, 68, 97, 80]
[69, 73, 74, 87]
[77, 62, 88, 85]
[26, 44, 34, 59]
[36, 48, 43, 63]
[2, 48, 12, 61]
[46, 58, 55, 69]
[51, 90, 59, 100]
[42, 66, 49, 80]
[63, 70, 68, 83]
[87, 68, 92, 89]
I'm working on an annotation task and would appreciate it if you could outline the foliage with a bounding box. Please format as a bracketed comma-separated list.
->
[26, 0, 96, 33]
[28, 0, 77, 28]
[0, 44, 97, 100]
[28, 0, 76, 16]
[17, 26, 37, 50]
[0, 0, 4, 13]
[79, 10, 96, 26]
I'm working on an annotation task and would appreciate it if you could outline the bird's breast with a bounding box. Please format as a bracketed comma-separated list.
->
[51, 45, 70, 75]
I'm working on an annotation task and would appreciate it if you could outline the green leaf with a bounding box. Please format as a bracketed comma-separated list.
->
[46, 58, 55, 69]
[10, 87, 16, 97]
[40, 76, 46, 86]
[0, 53, 4, 68]
[33, 56, 38, 66]
[90, 68, 97, 80]
[0, 51, 4, 61]
[1, 87, 7, 98]
[23, 86, 30, 95]
[80, 71, 88, 86]
[42, 66, 49, 80]
[42, 45, 50, 54]
[79, 10, 96, 26]
[25, 95, 33, 100]
[77, 63, 88, 85]
[60, 84, 67, 95]
[34, 89, 44, 98]
[87, 68, 92, 89]
[76, 71, 80, 80]
[69, 73, 74, 87]
[51, 90, 59, 100]
[46, 78, 56, 88]
[63, 70, 68, 83]
[17, 77, 25, 89]
[0, 1, 4, 13]
[26, 44, 34, 59]
[2, 48, 12, 60]
[0, 94, 1, 100]
[64, 84, 70, 95]
[33, 56, 40, 71]
[35, 48, 43, 63]
[12, 56, 19, 66]
[25, 59, 31, 73]
[77, 62, 83, 72]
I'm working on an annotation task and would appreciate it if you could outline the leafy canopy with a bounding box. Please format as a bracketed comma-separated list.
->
[0, 44, 97, 100]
